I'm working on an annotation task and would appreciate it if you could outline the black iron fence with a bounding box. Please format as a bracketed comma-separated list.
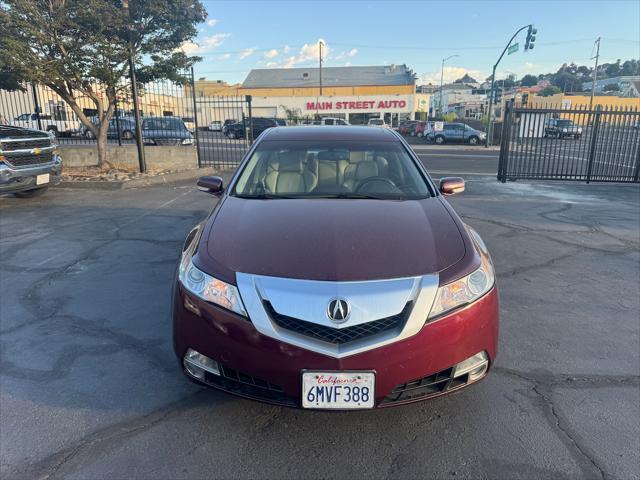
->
[0, 71, 263, 168]
[194, 95, 252, 168]
[498, 103, 640, 183]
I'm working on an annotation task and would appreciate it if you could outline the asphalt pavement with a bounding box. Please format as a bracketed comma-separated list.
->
[1, 163, 639, 479]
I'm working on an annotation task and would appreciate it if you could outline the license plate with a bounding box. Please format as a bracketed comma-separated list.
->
[36, 173, 50, 185]
[302, 371, 375, 409]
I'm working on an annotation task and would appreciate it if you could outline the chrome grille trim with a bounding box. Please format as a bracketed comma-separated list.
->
[236, 272, 439, 358]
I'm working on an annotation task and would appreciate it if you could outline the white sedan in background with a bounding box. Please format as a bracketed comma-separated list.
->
[208, 121, 222, 132]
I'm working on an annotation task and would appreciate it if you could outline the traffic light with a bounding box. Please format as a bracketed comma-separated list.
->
[525, 25, 537, 51]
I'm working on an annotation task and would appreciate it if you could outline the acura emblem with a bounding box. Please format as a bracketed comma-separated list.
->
[327, 298, 350, 323]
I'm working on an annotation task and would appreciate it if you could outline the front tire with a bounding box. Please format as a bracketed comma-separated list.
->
[435, 135, 445, 145]
[14, 187, 49, 198]
[468, 136, 479, 145]
[122, 130, 134, 140]
[85, 129, 95, 139]
[47, 127, 59, 138]
[417, 132, 424, 138]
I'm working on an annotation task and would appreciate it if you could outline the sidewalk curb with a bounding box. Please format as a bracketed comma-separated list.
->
[58, 167, 235, 190]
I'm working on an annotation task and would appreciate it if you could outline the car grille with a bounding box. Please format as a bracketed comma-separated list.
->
[153, 138, 182, 146]
[264, 301, 412, 345]
[202, 365, 297, 407]
[381, 367, 468, 405]
[1, 138, 51, 151]
[4, 152, 54, 168]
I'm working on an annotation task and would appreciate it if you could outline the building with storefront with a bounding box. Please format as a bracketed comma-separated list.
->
[238, 65, 421, 126]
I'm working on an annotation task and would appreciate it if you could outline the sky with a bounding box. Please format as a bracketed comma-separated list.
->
[187, 0, 640, 85]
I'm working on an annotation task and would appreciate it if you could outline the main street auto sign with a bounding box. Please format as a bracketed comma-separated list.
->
[306, 99, 407, 110]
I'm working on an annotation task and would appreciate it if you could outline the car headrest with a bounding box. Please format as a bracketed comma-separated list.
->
[317, 150, 349, 161]
[278, 150, 305, 172]
[349, 151, 367, 163]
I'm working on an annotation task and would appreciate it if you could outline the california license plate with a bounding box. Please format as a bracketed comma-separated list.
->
[302, 371, 375, 409]
[36, 173, 50, 185]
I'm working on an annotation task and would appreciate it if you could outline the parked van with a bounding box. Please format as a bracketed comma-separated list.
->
[12, 112, 81, 137]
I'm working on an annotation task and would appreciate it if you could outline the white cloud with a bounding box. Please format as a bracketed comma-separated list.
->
[336, 48, 358, 60]
[264, 49, 279, 59]
[179, 33, 231, 53]
[283, 45, 292, 53]
[279, 40, 329, 68]
[266, 61, 278, 67]
[217, 53, 231, 60]
[345, 61, 352, 67]
[207, 19, 219, 27]
[419, 66, 484, 85]
[239, 48, 256, 59]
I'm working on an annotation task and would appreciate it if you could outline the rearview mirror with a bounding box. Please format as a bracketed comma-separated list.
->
[439, 177, 465, 195]
[197, 176, 224, 195]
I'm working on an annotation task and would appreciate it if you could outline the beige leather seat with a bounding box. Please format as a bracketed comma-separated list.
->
[343, 151, 379, 190]
[316, 150, 349, 188]
[264, 151, 317, 194]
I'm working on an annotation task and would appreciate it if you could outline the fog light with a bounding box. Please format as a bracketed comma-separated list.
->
[453, 351, 489, 382]
[183, 348, 220, 380]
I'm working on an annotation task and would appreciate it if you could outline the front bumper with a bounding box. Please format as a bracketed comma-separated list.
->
[173, 283, 499, 408]
[0, 154, 62, 194]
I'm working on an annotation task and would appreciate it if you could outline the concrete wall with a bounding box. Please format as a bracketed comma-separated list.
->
[59, 145, 198, 171]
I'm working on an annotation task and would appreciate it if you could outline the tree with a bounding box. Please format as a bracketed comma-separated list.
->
[0, 0, 206, 166]
[621, 59, 639, 76]
[540, 86, 562, 97]
[454, 74, 478, 84]
[603, 83, 621, 92]
[552, 72, 583, 93]
[520, 74, 538, 87]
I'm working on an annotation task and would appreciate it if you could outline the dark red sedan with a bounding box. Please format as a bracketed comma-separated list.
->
[173, 126, 498, 409]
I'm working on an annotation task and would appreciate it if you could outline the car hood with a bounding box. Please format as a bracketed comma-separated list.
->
[197, 196, 466, 282]
[0, 125, 49, 138]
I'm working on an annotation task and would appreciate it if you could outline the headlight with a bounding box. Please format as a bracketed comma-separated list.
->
[178, 227, 247, 317]
[428, 228, 495, 320]
[182, 138, 194, 145]
[562, 128, 568, 132]
[143, 138, 156, 145]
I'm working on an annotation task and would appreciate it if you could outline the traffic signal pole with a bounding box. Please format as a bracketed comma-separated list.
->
[486, 24, 535, 147]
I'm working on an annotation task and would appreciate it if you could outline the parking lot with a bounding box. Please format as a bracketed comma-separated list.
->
[1, 163, 639, 479]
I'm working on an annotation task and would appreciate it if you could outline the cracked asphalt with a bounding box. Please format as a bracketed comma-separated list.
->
[1, 171, 639, 479]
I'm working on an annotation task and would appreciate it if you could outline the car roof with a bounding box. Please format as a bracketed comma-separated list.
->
[261, 126, 399, 142]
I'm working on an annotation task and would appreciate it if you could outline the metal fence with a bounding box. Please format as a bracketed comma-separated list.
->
[195, 95, 252, 168]
[0, 71, 262, 168]
[498, 103, 640, 183]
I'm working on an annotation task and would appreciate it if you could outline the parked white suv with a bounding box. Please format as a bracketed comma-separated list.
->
[367, 118, 387, 127]
[312, 117, 350, 126]
[13, 113, 81, 137]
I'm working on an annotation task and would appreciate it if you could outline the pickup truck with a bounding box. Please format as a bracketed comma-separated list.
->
[12, 112, 81, 137]
[0, 125, 62, 198]
[544, 118, 583, 139]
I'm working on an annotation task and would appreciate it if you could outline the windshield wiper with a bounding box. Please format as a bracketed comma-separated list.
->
[234, 193, 299, 199]
[304, 193, 409, 200]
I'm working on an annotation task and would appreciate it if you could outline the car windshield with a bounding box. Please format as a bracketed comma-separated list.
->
[369, 119, 384, 125]
[143, 118, 186, 130]
[557, 120, 575, 126]
[232, 140, 432, 199]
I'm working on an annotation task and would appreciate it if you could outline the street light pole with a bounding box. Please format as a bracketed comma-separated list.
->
[486, 24, 532, 147]
[589, 37, 601, 110]
[319, 40, 324, 97]
[439, 54, 459, 117]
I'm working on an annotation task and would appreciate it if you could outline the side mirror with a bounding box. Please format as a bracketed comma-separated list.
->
[439, 177, 465, 196]
[197, 176, 224, 195]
